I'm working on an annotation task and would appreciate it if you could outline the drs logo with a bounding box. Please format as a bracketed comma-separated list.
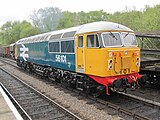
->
[55, 55, 66, 63]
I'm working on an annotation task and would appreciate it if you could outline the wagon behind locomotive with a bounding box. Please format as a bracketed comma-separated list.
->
[15, 21, 141, 95]
[9, 43, 16, 59]
[0, 44, 3, 56]
[2, 46, 10, 57]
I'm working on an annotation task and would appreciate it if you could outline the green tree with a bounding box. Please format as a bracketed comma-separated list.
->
[142, 5, 160, 31]
[0, 20, 40, 45]
[57, 11, 76, 29]
[57, 10, 109, 29]
[108, 5, 160, 32]
[108, 11, 144, 31]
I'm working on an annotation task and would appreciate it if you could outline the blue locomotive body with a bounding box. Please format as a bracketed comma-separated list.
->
[17, 40, 76, 72]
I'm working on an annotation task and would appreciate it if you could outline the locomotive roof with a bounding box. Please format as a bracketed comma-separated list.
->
[17, 21, 133, 44]
[76, 21, 133, 34]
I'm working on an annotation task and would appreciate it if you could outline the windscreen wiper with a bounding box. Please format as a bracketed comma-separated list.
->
[109, 32, 118, 40]
[123, 32, 130, 38]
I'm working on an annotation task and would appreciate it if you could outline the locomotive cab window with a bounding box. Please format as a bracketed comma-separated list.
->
[87, 34, 99, 48]
[122, 32, 138, 46]
[102, 32, 122, 47]
[78, 36, 83, 47]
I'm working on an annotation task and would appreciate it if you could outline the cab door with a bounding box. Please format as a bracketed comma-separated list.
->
[76, 35, 85, 73]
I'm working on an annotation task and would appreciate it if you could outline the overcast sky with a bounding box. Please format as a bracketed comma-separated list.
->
[0, 0, 160, 26]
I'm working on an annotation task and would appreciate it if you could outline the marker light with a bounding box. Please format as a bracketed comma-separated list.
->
[112, 52, 117, 56]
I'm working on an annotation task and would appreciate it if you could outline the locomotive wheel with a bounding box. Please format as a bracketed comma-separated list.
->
[60, 77, 71, 87]
[92, 85, 105, 97]
[116, 87, 126, 92]
[48, 72, 56, 82]
[92, 91, 101, 98]
[22, 62, 27, 70]
[26, 63, 30, 72]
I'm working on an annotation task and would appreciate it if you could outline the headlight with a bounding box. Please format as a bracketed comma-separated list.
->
[108, 59, 113, 70]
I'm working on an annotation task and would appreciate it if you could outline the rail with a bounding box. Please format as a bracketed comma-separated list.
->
[0, 67, 82, 120]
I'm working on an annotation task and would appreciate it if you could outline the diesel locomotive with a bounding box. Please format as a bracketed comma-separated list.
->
[15, 21, 142, 95]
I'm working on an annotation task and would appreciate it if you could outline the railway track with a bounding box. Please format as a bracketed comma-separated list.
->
[0, 67, 82, 120]
[1, 57, 160, 120]
[105, 93, 160, 119]
[0, 57, 17, 66]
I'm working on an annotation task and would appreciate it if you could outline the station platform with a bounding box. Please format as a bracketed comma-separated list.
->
[0, 86, 23, 120]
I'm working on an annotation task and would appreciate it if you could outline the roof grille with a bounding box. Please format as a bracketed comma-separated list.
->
[49, 33, 62, 40]
[62, 31, 76, 38]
